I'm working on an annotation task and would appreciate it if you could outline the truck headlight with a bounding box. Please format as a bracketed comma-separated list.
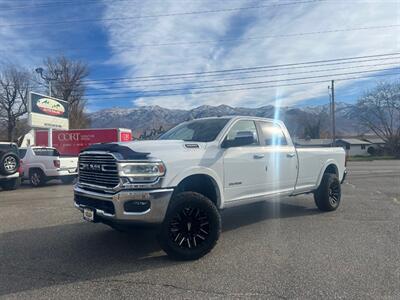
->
[118, 162, 166, 178]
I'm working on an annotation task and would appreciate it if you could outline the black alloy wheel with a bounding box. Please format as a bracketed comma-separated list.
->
[169, 206, 210, 249]
[158, 192, 221, 260]
[314, 173, 342, 211]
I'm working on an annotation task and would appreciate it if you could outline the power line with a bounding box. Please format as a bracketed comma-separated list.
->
[83, 71, 400, 101]
[6, 24, 399, 54]
[83, 52, 400, 83]
[86, 56, 400, 85]
[0, 0, 325, 27]
[0, 0, 135, 11]
[86, 60, 400, 91]
[84, 66, 400, 97]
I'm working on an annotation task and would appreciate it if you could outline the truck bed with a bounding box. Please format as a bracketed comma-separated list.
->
[295, 147, 346, 192]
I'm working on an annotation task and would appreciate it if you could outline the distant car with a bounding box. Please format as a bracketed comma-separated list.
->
[0, 142, 21, 191]
[20, 146, 78, 187]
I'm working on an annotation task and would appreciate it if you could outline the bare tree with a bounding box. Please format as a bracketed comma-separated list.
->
[297, 111, 329, 139]
[0, 65, 31, 142]
[356, 81, 400, 157]
[42, 56, 90, 129]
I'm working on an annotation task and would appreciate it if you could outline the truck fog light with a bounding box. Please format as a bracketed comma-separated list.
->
[124, 200, 151, 213]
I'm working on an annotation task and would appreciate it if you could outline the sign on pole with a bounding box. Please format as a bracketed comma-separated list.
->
[28, 92, 69, 130]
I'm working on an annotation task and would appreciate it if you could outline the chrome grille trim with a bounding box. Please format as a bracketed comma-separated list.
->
[78, 152, 120, 188]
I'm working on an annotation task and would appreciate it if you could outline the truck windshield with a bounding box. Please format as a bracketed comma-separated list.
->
[159, 118, 230, 142]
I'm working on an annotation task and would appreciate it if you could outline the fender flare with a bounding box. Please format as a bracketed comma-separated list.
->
[316, 159, 340, 188]
[168, 167, 224, 208]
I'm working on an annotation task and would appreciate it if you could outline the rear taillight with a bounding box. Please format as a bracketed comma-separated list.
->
[54, 160, 60, 168]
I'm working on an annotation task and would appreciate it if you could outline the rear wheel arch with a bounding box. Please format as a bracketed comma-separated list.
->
[324, 164, 338, 177]
[317, 162, 339, 188]
[29, 167, 44, 176]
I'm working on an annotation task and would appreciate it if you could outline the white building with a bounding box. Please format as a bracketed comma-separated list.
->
[336, 138, 371, 156]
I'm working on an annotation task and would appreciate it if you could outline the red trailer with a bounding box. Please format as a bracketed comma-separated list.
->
[35, 128, 132, 156]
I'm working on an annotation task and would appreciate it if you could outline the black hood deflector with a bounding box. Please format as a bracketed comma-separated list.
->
[81, 143, 150, 160]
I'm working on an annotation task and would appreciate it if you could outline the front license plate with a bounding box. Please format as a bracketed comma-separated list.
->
[83, 208, 95, 222]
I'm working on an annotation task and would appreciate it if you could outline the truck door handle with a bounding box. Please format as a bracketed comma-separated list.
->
[286, 153, 296, 158]
[253, 154, 265, 159]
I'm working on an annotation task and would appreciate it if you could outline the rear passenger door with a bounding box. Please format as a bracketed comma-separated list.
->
[256, 121, 298, 195]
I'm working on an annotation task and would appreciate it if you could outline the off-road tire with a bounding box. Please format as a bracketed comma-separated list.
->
[30, 169, 46, 187]
[158, 192, 221, 260]
[314, 173, 341, 211]
[0, 152, 19, 176]
[1, 178, 20, 191]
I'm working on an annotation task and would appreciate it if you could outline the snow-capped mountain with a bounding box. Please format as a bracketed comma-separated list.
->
[89, 103, 363, 138]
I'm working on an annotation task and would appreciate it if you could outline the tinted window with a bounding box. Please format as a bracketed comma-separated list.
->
[0, 144, 11, 151]
[0, 144, 18, 154]
[159, 118, 229, 142]
[33, 148, 60, 157]
[258, 122, 287, 146]
[225, 120, 259, 146]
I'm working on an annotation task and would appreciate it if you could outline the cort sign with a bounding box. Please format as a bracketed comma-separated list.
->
[28, 92, 69, 129]
[57, 132, 80, 142]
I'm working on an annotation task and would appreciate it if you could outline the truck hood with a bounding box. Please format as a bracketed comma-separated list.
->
[120, 140, 207, 159]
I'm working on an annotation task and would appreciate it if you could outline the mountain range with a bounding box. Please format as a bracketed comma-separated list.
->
[89, 102, 364, 138]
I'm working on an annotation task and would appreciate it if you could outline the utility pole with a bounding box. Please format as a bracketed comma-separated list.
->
[330, 80, 336, 146]
[35, 67, 62, 147]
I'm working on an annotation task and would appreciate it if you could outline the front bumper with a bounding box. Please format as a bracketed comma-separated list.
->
[0, 172, 19, 180]
[74, 185, 174, 224]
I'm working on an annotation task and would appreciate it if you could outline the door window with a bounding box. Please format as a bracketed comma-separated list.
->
[258, 122, 288, 146]
[225, 120, 259, 146]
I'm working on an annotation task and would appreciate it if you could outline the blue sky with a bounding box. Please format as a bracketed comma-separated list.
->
[0, 0, 399, 112]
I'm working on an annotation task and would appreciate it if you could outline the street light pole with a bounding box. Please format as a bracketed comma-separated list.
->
[35, 67, 62, 147]
[328, 80, 336, 147]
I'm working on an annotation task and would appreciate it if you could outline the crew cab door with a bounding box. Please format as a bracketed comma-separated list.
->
[222, 120, 268, 202]
[256, 121, 298, 194]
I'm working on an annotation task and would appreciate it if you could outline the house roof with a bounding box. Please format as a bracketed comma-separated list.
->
[294, 138, 333, 146]
[337, 138, 371, 145]
[363, 137, 386, 144]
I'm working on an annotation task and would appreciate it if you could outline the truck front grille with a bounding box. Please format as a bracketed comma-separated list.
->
[78, 153, 120, 188]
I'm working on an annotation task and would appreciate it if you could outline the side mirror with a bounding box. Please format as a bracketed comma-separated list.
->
[222, 131, 256, 148]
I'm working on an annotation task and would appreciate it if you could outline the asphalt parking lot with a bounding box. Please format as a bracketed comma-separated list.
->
[0, 161, 399, 299]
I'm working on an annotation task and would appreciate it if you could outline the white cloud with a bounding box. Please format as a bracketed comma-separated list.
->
[101, 0, 399, 109]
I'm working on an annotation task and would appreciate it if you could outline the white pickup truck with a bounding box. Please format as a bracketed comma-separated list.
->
[20, 146, 78, 187]
[74, 116, 346, 260]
